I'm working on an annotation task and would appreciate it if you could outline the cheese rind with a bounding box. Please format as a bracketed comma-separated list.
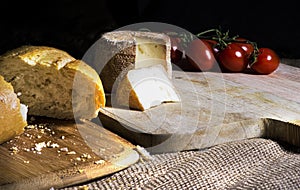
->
[116, 65, 180, 111]
[85, 30, 172, 93]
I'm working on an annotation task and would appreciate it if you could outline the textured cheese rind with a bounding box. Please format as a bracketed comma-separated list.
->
[0, 46, 105, 120]
[116, 65, 180, 111]
[0, 75, 27, 144]
[88, 30, 172, 93]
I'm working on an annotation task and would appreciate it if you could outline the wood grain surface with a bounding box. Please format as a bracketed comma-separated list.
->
[0, 117, 139, 190]
[99, 62, 300, 153]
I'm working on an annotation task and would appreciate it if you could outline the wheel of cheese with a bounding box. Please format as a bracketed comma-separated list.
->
[0, 75, 27, 144]
[83, 30, 172, 93]
[0, 45, 106, 120]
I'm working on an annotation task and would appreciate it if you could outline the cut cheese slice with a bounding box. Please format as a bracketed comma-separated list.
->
[85, 30, 172, 93]
[116, 65, 180, 111]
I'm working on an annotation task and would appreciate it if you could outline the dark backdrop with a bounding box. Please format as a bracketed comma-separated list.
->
[0, 0, 299, 59]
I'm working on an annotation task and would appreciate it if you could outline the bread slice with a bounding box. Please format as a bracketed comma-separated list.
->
[84, 30, 172, 93]
[116, 65, 180, 111]
[0, 75, 28, 144]
[0, 46, 105, 120]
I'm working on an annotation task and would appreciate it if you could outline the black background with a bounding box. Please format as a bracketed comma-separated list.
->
[0, 0, 299, 60]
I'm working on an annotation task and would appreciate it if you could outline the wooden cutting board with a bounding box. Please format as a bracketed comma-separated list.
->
[99, 61, 300, 154]
[0, 117, 139, 190]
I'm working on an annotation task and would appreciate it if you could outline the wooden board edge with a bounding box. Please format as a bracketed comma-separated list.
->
[0, 119, 140, 190]
[1, 149, 139, 190]
[98, 108, 172, 147]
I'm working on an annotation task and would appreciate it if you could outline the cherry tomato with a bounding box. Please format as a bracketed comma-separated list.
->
[217, 43, 248, 72]
[202, 39, 219, 55]
[170, 37, 183, 64]
[186, 39, 216, 71]
[234, 37, 254, 57]
[251, 48, 280, 74]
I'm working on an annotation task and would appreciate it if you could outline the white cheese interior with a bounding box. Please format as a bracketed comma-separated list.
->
[135, 38, 168, 73]
[117, 65, 180, 110]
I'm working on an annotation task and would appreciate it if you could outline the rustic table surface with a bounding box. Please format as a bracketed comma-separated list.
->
[1, 59, 300, 190]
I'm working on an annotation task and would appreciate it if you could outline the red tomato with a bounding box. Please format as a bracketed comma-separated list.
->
[251, 48, 280, 74]
[170, 37, 183, 64]
[186, 39, 216, 71]
[217, 43, 248, 72]
[234, 37, 254, 57]
[202, 39, 220, 56]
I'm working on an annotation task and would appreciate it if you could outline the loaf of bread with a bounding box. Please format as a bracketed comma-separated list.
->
[83, 30, 172, 93]
[116, 65, 180, 111]
[0, 45, 106, 120]
[0, 75, 28, 144]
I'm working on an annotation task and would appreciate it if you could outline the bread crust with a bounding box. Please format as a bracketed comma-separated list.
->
[1, 45, 75, 69]
[0, 75, 27, 144]
[0, 46, 105, 120]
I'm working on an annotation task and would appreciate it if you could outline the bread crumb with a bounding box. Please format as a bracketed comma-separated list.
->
[46, 141, 51, 147]
[36, 135, 42, 139]
[60, 147, 68, 152]
[78, 169, 84, 173]
[25, 125, 35, 129]
[9, 146, 19, 154]
[34, 142, 46, 152]
[81, 153, 92, 159]
[94, 160, 105, 165]
[46, 141, 59, 148]
[67, 151, 76, 155]
[50, 143, 59, 148]
[23, 148, 30, 152]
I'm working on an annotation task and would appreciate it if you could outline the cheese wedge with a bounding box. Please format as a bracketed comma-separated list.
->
[85, 30, 172, 93]
[116, 65, 180, 111]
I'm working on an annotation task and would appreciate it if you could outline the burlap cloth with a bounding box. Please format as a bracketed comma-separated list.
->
[61, 138, 300, 190]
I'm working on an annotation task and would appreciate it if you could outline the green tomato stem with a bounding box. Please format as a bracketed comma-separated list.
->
[196, 29, 219, 37]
